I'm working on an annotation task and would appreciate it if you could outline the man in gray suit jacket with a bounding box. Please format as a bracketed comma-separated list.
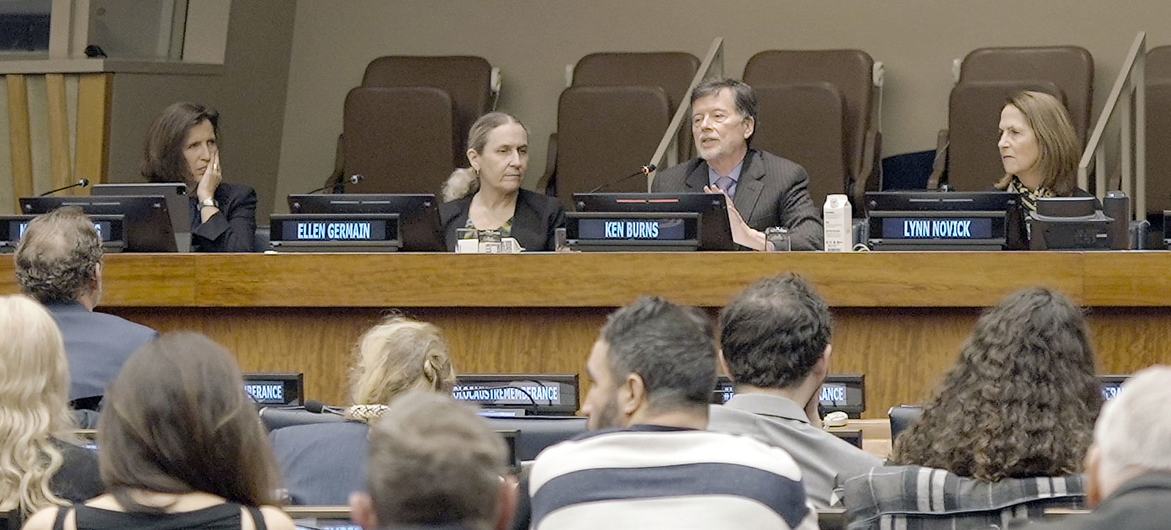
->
[651, 78, 823, 250]
[708, 274, 880, 508]
[15, 207, 157, 405]
[1028, 366, 1171, 530]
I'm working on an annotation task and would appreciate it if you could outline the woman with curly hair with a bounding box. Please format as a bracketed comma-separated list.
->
[845, 288, 1102, 529]
[269, 315, 457, 505]
[890, 287, 1101, 479]
[0, 295, 103, 518]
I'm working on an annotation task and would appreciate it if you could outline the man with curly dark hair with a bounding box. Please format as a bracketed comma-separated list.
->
[14, 207, 156, 407]
[709, 274, 881, 508]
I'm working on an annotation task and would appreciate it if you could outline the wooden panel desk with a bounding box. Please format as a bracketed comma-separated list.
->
[2, 252, 1170, 417]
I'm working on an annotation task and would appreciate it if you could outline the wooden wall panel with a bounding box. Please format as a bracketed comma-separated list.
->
[44, 73, 72, 192]
[75, 73, 112, 186]
[6, 74, 34, 210]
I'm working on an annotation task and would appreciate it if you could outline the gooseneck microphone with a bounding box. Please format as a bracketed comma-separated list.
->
[304, 174, 364, 194]
[39, 178, 90, 196]
[586, 164, 657, 194]
[304, 399, 345, 415]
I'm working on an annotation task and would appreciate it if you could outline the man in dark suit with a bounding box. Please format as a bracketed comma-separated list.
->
[14, 207, 157, 406]
[1028, 366, 1171, 530]
[651, 78, 823, 250]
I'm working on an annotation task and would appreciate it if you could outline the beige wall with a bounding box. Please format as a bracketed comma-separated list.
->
[276, 0, 1171, 211]
[105, 0, 295, 219]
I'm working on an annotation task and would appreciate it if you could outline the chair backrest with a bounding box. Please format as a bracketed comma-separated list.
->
[887, 404, 924, 442]
[363, 56, 493, 167]
[945, 80, 1065, 191]
[483, 416, 588, 461]
[1145, 46, 1171, 216]
[554, 86, 671, 210]
[958, 46, 1094, 147]
[259, 407, 345, 432]
[573, 52, 701, 162]
[744, 50, 876, 194]
[342, 86, 455, 194]
[751, 83, 848, 209]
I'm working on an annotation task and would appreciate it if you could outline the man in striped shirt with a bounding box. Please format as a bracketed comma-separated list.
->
[529, 296, 819, 530]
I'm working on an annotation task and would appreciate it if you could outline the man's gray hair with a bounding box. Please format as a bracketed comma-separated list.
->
[14, 207, 102, 304]
[1094, 365, 1171, 477]
[366, 390, 507, 530]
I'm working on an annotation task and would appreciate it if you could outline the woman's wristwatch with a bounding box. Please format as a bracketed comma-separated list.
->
[199, 198, 219, 210]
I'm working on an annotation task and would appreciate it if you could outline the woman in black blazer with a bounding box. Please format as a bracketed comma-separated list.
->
[141, 102, 257, 252]
[440, 112, 565, 251]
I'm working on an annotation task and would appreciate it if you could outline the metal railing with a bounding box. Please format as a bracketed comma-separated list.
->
[1078, 31, 1146, 221]
[645, 37, 725, 190]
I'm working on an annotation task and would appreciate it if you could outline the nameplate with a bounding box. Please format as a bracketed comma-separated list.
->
[566, 212, 700, 251]
[713, 374, 866, 417]
[269, 214, 401, 252]
[244, 381, 287, 405]
[452, 374, 580, 415]
[242, 372, 303, 406]
[881, 217, 993, 240]
[0, 215, 125, 252]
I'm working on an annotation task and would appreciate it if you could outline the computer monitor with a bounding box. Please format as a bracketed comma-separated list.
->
[91, 183, 191, 252]
[287, 194, 445, 251]
[20, 196, 178, 252]
[573, 192, 736, 251]
[453, 374, 580, 416]
[864, 191, 1022, 250]
[243, 372, 305, 406]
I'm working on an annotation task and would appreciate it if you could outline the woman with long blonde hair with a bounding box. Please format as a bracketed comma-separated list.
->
[0, 295, 102, 517]
[270, 314, 456, 505]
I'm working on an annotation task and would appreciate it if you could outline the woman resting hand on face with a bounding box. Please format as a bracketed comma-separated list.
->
[439, 112, 566, 251]
[141, 102, 257, 252]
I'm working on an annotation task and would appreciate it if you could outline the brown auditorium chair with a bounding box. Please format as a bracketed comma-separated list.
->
[552, 86, 671, 211]
[751, 83, 848, 210]
[930, 80, 1065, 192]
[1145, 46, 1171, 219]
[743, 49, 880, 207]
[363, 55, 495, 167]
[929, 46, 1093, 191]
[341, 87, 455, 194]
[540, 52, 699, 195]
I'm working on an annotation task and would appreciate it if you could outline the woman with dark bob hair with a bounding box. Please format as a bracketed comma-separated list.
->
[141, 102, 257, 252]
[889, 287, 1102, 481]
[23, 333, 294, 530]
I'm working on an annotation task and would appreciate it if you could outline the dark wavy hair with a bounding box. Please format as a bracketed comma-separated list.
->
[719, 274, 832, 389]
[140, 102, 219, 183]
[890, 287, 1101, 481]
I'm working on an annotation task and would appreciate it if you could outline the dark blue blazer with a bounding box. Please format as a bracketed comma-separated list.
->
[46, 302, 157, 401]
[190, 182, 257, 252]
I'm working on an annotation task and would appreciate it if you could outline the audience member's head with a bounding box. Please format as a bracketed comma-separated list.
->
[351, 390, 514, 530]
[891, 287, 1101, 481]
[141, 101, 220, 184]
[583, 296, 717, 430]
[0, 295, 76, 515]
[719, 273, 833, 391]
[14, 207, 103, 308]
[1084, 365, 1171, 506]
[97, 332, 279, 511]
[346, 315, 456, 422]
[994, 90, 1080, 196]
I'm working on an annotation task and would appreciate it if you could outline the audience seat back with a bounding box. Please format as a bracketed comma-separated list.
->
[887, 404, 924, 442]
[553, 86, 671, 210]
[362, 55, 494, 168]
[342, 86, 455, 194]
[259, 407, 345, 432]
[1145, 46, 1171, 217]
[484, 416, 587, 461]
[744, 49, 878, 200]
[751, 83, 849, 209]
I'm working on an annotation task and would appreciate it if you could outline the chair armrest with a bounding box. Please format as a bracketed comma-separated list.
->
[325, 133, 345, 192]
[926, 129, 948, 190]
[852, 128, 882, 217]
[535, 132, 558, 196]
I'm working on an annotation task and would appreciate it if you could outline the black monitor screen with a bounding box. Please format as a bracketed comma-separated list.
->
[20, 196, 175, 252]
[574, 192, 734, 250]
[287, 194, 444, 251]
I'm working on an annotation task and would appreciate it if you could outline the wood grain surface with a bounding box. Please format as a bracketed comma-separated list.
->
[2, 252, 1170, 417]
